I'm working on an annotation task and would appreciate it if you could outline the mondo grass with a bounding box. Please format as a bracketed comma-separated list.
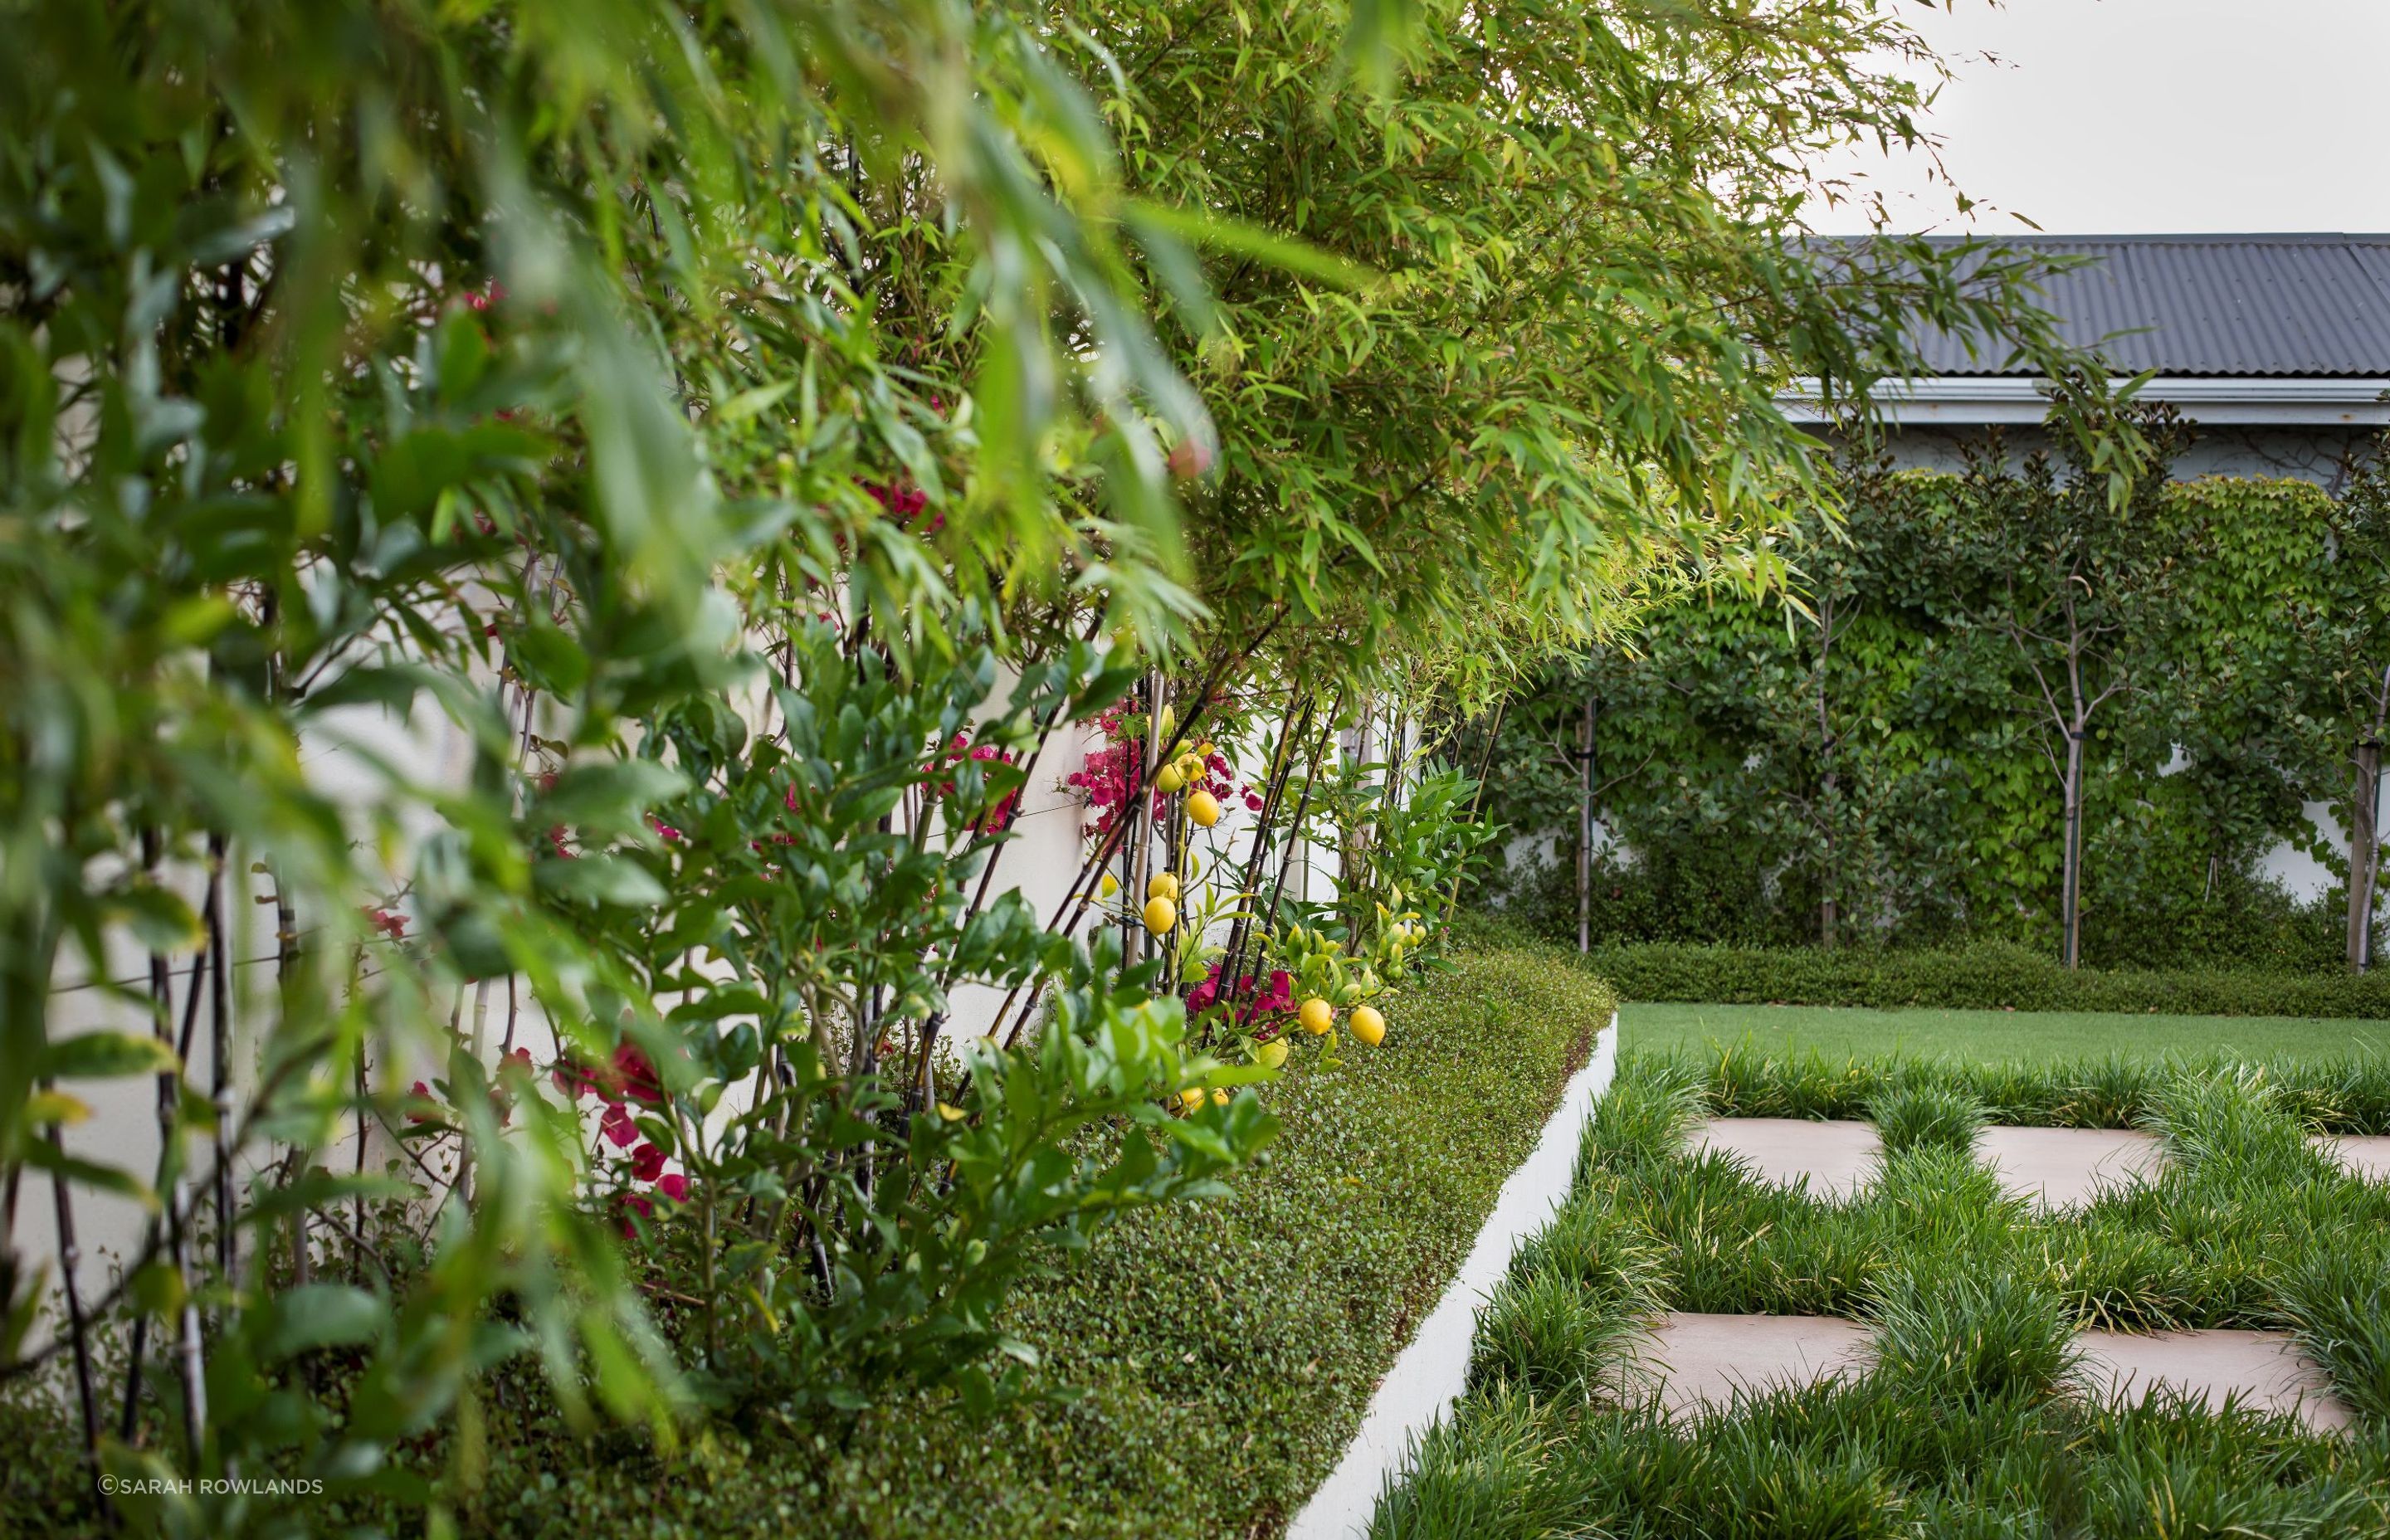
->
[1649, 1038, 2390, 1133]
[1380, 1055, 2390, 1538]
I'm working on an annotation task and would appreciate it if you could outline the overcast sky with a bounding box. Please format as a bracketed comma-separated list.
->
[1804, 0, 2390, 235]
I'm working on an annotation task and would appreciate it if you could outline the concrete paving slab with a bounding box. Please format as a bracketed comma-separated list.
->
[1687, 1117, 1883, 1201]
[1975, 1125, 2164, 1211]
[2075, 1328, 2350, 1435]
[1629, 1311, 1875, 1417]
[2314, 1133, 2390, 1184]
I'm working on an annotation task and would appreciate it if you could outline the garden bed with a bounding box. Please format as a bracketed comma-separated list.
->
[307, 940, 1617, 1539]
[1373, 1049, 2390, 1537]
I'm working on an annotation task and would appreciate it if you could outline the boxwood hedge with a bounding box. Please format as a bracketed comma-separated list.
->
[1587, 938, 2390, 1019]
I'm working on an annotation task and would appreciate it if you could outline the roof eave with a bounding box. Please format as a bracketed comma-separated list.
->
[1782, 376, 2390, 427]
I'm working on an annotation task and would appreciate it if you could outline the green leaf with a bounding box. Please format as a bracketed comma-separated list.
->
[261, 1284, 386, 1358]
[39, 1031, 177, 1080]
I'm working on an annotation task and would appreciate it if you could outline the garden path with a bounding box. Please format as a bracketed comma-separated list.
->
[1649, 1117, 2356, 1435]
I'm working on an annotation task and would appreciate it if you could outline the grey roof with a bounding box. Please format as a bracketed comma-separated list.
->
[1847, 234, 2390, 378]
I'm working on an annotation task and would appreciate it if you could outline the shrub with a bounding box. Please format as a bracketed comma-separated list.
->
[1587, 939, 2390, 1018]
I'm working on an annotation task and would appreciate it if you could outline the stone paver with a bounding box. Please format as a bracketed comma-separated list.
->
[2314, 1133, 2390, 1184]
[1687, 1118, 1883, 1201]
[1974, 1125, 2165, 1211]
[1629, 1312, 1875, 1417]
[2075, 1328, 2350, 1436]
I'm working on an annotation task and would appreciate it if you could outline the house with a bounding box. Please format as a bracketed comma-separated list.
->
[1790, 233, 2390, 485]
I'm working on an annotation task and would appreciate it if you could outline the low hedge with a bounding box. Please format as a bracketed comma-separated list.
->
[303, 939, 1617, 1538]
[1585, 938, 2390, 1019]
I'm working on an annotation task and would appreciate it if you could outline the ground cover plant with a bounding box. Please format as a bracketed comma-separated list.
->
[1374, 1048, 2390, 1538]
[0, 938, 1618, 1538]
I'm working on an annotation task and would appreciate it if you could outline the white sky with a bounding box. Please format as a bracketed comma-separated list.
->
[1804, 0, 2390, 235]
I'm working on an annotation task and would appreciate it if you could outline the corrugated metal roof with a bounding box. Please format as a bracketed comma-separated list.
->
[1832, 234, 2390, 378]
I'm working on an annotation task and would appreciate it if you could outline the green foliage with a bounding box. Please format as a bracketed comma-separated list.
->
[1071, 0, 2140, 705]
[0, 0, 1275, 1523]
[1475, 451, 2390, 968]
[0, 0, 2158, 1528]
[1585, 938, 2390, 1017]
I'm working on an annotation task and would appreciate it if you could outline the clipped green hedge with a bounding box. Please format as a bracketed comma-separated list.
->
[302, 939, 1616, 1538]
[1587, 938, 2390, 1019]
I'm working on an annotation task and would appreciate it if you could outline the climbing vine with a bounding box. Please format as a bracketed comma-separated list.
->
[1474, 436, 2390, 971]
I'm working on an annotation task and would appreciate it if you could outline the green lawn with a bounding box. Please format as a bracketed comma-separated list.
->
[1622, 1000, 2390, 1065]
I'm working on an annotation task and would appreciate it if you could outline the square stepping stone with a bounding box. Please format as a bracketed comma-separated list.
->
[1974, 1125, 2164, 1211]
[2075, 1328, 2350, 1436]
[1628, 1312, 1875, 1417]
[1687, 1118, 1883, 1201]
[2313, 1133, 2390, 1184]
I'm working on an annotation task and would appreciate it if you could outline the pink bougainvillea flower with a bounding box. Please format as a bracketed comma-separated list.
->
[936, 733, 1021, 834]
[600, 1101, 639, 1148]
[1186, 962, 1297, 1029]
[552, 1056, 606, 1100]
[631, 1140, 667, 1183]
[655, 1172, 690, 1204]
[648, 814, 682, 842]
[615, 1192, 654, 1239]
[612, 1044, 665, 1104]
[405, 1081, 437, 1123]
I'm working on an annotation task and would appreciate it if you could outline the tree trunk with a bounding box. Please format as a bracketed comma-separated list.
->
[1819, 766, 1839, 951]
[1577, 694, 1595, 955]
[2352, 729, 2383, 972]
[2061, 725, 2086, 970]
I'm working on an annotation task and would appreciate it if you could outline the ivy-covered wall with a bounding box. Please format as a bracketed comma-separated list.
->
[1473, 446, 2390, 972]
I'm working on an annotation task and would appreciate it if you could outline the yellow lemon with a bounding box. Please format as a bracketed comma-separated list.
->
[1142, 895, 1178, 935]
[1299, 997, 1334, 1036]
[1186, 789, 1222, 828]
[1178, 1087, 1206, 1111]
[1349, 1004, 1387, 1046]
[1148, 872, 1181, 903]
[1257, 1040, 1289, 1070]
[1212, 1088, 1230, 1106]
[1154, 763, 1185, 795]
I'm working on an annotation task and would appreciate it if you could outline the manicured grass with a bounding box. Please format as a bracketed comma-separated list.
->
[1373, 1055, 2390, 1538]
[1626, 999, 2390, 1066]
[258, 939, 1617, 1539]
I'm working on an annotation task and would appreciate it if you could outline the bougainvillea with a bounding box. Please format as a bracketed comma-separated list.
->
[1187, 962, 1295, 1036]
[939, 733, 1022, 833]
[1065, 706, 1148, 839]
